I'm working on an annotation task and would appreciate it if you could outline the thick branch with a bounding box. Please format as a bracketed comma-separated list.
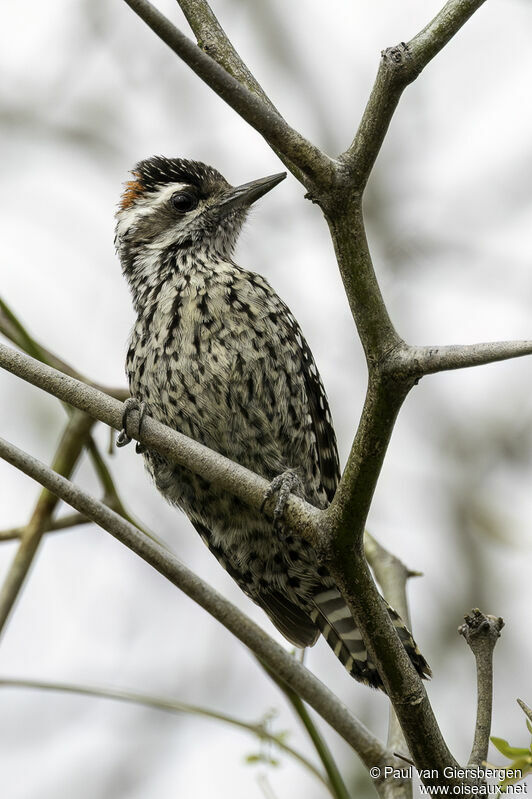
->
[0, 343, 321, 544]
[319, 378, 458, 780]
[122, 0, 335, 190]
[328, 551, 458, 781]
[409, 341, 532, 376]
[325, 204, 401, 362]
[0, 433, 383, 766]
[325, 375, 408, 554]
[459, 609, 504, 769]
[344, 0, 488, 186]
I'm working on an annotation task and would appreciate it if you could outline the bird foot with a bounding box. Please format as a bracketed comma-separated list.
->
[116, 398, 147, 453]
[261, 470, 303, 532]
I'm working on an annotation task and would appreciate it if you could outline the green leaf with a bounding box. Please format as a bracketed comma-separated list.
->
[526, 719, 532, 736]
[491, 737, 531, 758]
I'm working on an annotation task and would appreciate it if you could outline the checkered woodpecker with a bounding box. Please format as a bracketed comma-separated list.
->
[115, 156, 430, 689]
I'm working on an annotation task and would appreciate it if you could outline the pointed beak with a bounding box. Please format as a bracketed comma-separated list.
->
[218, 171, 286, 215]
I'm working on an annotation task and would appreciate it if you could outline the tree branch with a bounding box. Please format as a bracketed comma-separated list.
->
[409, 341, 532, 376]
[324, 204, 402, 363]
[366, 532, 417, 799]
[327, 549, 459, 781]
[0, 433, 383, 767]
[0, 411, 95, 637]
[0, 343, 459, 786]
[0, 301, 161, 547]
[283, 693, 351, 799]
[122, 0, 336, 190]
[324, 375, 409, 554]
[0, 677, 329, 789]
[176, 0, 275, 109]
[365, 533, 418, 627]
[0, 343, 321, 543]
[459, 609, 504, 768]
[0, 511, 89, 542]
[259, 660, 351, 799]
[517, 699, 532, 726]
[0, 297, 127, 401]
[174, 0, 311, 187]
[113, 9, 514, 779]
[343, 0, 488, 187]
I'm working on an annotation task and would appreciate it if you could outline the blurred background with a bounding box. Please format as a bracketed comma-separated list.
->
[1, 0, 532, 796]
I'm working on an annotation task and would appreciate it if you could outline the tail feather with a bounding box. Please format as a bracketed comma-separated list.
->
[311, 587, 431, 691]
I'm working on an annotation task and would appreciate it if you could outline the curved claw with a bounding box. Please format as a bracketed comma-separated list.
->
[116, 397, 147, 451]
[261, 470, 303, 532]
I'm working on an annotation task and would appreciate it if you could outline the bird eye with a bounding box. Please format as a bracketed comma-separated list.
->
[171, 191, 198, 213]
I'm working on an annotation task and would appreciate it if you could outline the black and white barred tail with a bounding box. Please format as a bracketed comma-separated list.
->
[311, 587, 431, 690]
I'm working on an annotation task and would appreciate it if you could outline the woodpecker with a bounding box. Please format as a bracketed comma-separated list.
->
[115, 156, 430, 689]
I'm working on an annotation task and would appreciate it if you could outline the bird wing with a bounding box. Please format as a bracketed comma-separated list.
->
[280, 305, 341, 504]
[256, 590, 320, 648]
[191, 520, 320, 648]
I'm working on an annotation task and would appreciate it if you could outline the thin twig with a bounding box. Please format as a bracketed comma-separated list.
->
[517, 699, 532, 725]
[0, 433, 383, 766]
[259, 658, 351, 799]
[409, 342, 532, 376]
[458, 609, 504, 768]
[85, 438, 166, 548]
[0, 411, 95, 636]
[0, 302, 159, 544]
[0, 512, 89, 541]
[0, 677, 328, 787]
[281, 690, 351, 799]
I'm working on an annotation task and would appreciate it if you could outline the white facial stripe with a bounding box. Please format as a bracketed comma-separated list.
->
[115, 182, 198, 240]
[145, 182, 193, 208]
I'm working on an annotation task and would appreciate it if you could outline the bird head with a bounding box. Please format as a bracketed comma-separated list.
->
[115, 156, 286, 268]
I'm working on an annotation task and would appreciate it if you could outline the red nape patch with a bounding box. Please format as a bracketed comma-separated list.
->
[119, 173, 144, 210]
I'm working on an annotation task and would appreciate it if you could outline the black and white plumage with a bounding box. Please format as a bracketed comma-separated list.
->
[115, 156, 430, 689]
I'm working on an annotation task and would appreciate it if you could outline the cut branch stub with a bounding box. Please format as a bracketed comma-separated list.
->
[458, 609, 505, 651]
[460, 609, 504, 769]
